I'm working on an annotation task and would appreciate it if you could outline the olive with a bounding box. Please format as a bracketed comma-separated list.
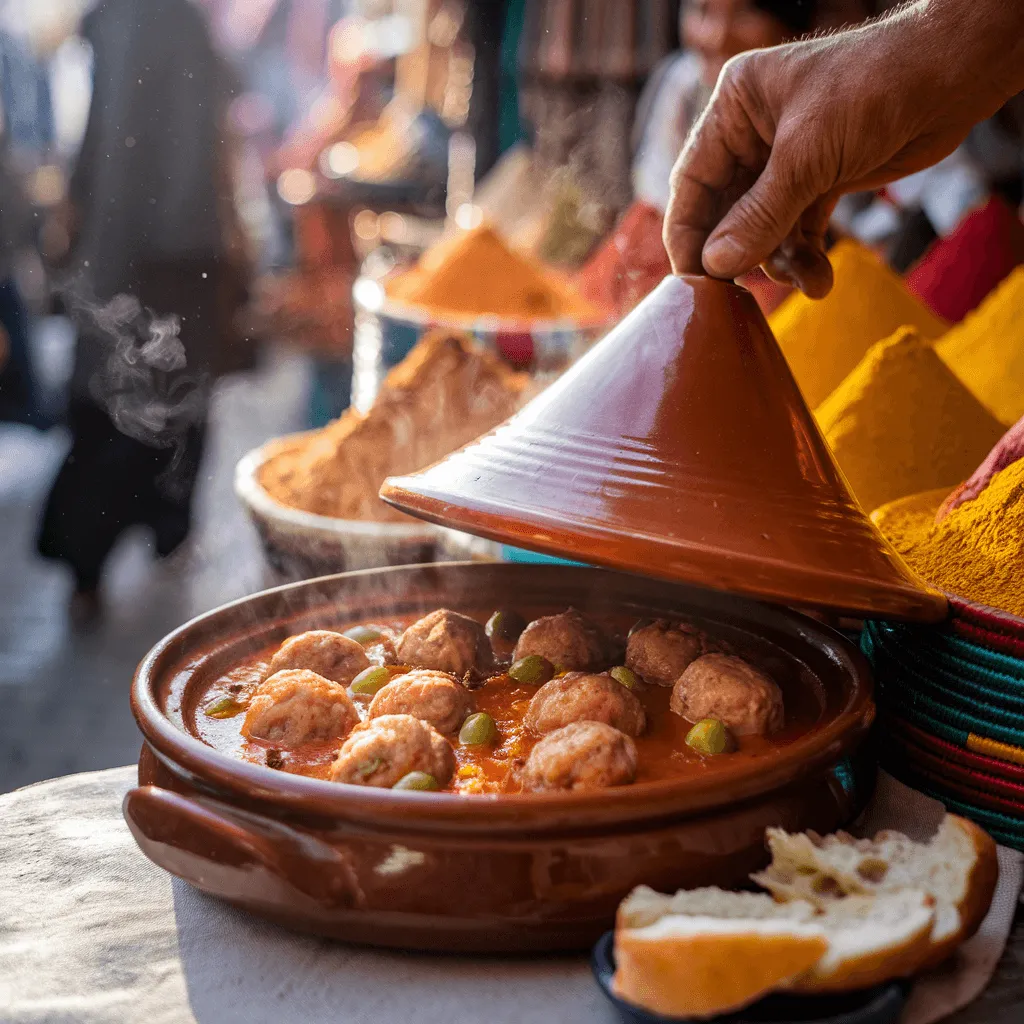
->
[348, 666, 392, 697]
[685, 718, 737, 755]
[610, 666, 640, 690]
[357, 757, 385, 778]
[459, 712, 498, 746]
[344, 624, 386, 645]
[486, 609, 527, 642]
[509, 655, 556, 686]
[204, 695, 244, 719]
[393, 771, 440, 791]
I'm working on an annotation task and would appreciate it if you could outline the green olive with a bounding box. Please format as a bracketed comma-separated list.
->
[509, 655, 556, 686]
[204, 695, 245, 719]
[348, 666, 392, 697]
[685, 718, 736, 756]
[486, 609, 527, 642]
[459, 712, 498, 746]
[357, 757, 385, 778]
[344, 624, 386, 645]
[610, 666, 640, 690]
[393, 771, 440, 791]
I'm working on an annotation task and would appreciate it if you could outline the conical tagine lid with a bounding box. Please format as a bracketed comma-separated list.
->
[381, 275, 947, 622]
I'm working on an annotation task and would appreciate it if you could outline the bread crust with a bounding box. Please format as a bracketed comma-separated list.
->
[612, 929, 828, 1019]
[788, 911, 935, 993]
[922, 816, 999, 968]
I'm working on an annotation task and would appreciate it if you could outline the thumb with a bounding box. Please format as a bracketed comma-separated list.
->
[702, 140, 822, 282]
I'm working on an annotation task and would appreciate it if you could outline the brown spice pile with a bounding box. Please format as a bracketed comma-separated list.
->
[258, 330, 529, 522]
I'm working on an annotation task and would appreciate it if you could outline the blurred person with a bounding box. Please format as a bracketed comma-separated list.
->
[37, 0, 251, 625]
[579, 0, 872, 317]
[0, 27, 51, 426]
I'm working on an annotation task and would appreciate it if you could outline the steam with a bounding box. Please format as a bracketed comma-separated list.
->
[64, 287, 209, 495]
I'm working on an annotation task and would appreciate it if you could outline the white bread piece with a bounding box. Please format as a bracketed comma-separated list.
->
[613, 889, 827, 1019]
[612, 886, 935, 1017]
[752, 814, 998, 965]
[616, 884, 817, 930]
[788, 890, 936, 993]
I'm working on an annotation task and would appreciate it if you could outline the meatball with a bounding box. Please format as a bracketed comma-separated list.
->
[329, 714, 455, 788]
[670, 654, 784, 736]
[626, 619, 709, 687]
[525, 672, 646, 737]
[522, 722, 637, 792]
[513, 608, 608, 672]
[242, 669, 359, 747]
[368, 669, 474, 734]
[268, 630, 370, 687]
[395, 609, 494, 676]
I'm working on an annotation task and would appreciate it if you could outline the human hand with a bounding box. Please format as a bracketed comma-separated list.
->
[937, 414, 1024, 522]
[664, 0, 1024, 296]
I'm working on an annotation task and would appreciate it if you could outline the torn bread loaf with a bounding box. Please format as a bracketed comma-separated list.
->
[752, 814, 998, 966]
[613, 886, 935, 1018]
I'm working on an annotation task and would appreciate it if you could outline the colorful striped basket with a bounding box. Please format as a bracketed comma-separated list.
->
[863, 596, 1024, 850]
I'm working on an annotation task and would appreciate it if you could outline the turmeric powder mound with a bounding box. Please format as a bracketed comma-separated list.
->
[816, 327, 1006, 513]
[386, 224, 607, 322]
[258, 330, 529, 522]
[871, 461, 1024, 619]
[937, 266, 1024, 427]
[770, 240, 947, 408]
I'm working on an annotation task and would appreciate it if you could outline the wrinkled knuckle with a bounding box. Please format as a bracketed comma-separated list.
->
[718, 51, 756, 98]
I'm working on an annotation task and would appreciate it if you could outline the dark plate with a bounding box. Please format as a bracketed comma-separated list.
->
[591, 932, 908, 1024]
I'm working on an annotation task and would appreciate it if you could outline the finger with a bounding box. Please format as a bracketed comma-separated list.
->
[663, 72, 768, 276]
[702, 137, 824, 281]
[663, 125, 739, 276]
[762, 241, 833, 298]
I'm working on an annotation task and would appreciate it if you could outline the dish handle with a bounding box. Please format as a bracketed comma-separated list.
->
[123, 785, 362, 910]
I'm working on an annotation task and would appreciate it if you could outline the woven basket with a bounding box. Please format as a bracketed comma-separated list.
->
[864, 595, 1024, 849]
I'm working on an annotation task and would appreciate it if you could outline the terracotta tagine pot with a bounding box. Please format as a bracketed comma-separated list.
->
[125, 563, 875, 953]
[381, 275, 947, 622]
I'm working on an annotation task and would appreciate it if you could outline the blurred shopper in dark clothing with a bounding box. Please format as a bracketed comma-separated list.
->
[0, 150, 39, 425]
[37, 0, 250, 624]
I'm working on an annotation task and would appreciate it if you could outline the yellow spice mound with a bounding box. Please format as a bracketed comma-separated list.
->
[258, 330, 528, 522]
[937, 266, 1024, 427]
[770, 240, 947, 408]
[871, 461, 1024, 618]
[816, 327, 1005, 513]
[386, 223, 605, 321]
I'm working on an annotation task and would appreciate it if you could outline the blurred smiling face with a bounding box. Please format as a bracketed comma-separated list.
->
[683, 0, 794, 86]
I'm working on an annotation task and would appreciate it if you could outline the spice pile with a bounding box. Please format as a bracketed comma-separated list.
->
[937, 266, 1024, 427]
[258, 330, 528, 522]
[385, 224, 607, 323]
[770, 240, 947, 408]
[815, 327, 1005, 513]
[872, 456, 1024, 619]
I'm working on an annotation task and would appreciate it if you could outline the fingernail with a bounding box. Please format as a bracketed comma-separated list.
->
[703, 236, 745, 277]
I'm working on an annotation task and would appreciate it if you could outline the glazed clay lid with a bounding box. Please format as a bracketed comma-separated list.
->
[381, 275, 947, 622]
